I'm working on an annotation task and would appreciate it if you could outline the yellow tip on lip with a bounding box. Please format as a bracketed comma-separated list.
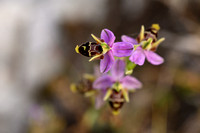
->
[75, 45, 80, 53]
[112, 110, 120, 115]
[152, 24, 160, 31]
[70, 84, 77, 93]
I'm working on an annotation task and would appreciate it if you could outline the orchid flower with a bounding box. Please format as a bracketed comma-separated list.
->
[72, 24, 166, 113]
[93, 59, 142, 102]
[70, 66, 106, 109]
[122, 24, 165, 66]
[91, 29, 133, 73]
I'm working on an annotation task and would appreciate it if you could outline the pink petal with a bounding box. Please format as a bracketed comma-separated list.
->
[121, 76, 142, 90]
[112, 42, 133, 57]
[95, 89, 106, 109]
[121, 35, 138, 45]
[93, 75, 113, 89]
[144, 50, 164, 65]
[100, 51, 115, 73]
[101, 29, 116, 47]
[129, 47, 145, 66]
[111, 59, 125, 81]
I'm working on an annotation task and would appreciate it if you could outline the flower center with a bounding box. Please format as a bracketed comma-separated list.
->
[100, 42, 111, 54]
[112, 82, 123, 92]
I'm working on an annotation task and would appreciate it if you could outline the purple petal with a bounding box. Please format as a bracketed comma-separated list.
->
[121, 76, 142, 90]
[95, 89, 106, 109]
[144, 50, 164, 65]
[129, 47, 145, 66]
[93, 75, 113, 89]
[111, 59, 125, 81]
[101, 29, 116, 47]
[112, 42, 133, 57]
[121, 35, 138, 45]
[100, 51, 115, 73]
[94, 65, 101, 77]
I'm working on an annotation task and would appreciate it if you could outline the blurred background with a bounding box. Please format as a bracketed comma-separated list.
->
[0, 0, 200, 133]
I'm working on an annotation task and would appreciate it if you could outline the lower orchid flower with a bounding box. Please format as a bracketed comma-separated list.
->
[93, 59, 142, 106]
[70, 66, 107, 109]
[121, 24, 165, 66]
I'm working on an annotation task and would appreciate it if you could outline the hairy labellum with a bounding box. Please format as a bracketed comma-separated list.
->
[76, 42, 104, 58]
[144, 28, 158, 42]
[137, 27, 158, 43]
[76, 79, 93, 94]
[71, 74, 96, 96]
[108, 89, 125, 112]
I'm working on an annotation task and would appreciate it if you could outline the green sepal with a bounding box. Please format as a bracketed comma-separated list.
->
[83, 74, 95, 81]
[103, 89, 112, 101]
[89, 54, 103, 62]
[100, 42, 110, 54]
[122, 89, 129, 102]
[112, 82, 123, 92]
[91, 34, 102, 44]
[142, 38, 153, 50]
[138, 25, 145, 42]
[125, 58, 136, 75]
[133, 44, 141, 51]
[84, 91, 96, 97]
[151, 37, 165, 49]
